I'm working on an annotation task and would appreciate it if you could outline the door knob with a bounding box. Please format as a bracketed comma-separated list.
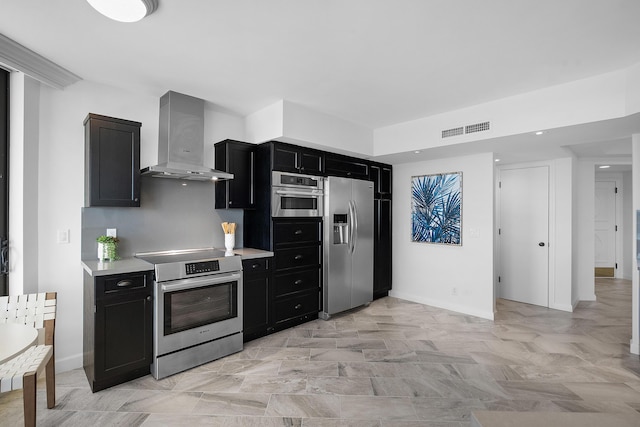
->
[538, 242, 545, 247]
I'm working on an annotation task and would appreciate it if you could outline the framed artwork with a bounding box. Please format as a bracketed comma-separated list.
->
[411, 172, 462, 245]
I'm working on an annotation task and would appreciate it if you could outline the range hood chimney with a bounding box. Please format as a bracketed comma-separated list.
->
[141, 91, 234, 181]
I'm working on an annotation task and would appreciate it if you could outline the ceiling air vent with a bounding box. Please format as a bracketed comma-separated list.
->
[442, 127, 464, 138]
[465, 121, 490, 134]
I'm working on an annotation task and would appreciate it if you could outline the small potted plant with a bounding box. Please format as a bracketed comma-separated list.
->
[97, 235, 119, 261]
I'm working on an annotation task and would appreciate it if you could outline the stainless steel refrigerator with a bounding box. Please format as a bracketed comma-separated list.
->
[321, 176, 374, 319]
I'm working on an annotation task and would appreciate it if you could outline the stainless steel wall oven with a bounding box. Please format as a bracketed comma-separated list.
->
[136, 249, 243, 379]
[271, 171, 324, 217]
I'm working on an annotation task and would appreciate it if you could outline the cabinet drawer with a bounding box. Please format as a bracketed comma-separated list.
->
[242, 257, 271, 276]
[273, 291, 320, 323]
[274, 269, 320, 296]
[98, 272, 152, 296]
[274, 221, 321, 245]
[274, 245, 321, 271]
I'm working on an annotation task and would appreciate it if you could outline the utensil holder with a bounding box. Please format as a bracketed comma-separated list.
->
[225, 234, 235, 251]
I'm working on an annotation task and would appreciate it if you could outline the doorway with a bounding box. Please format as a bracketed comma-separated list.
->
[594, 180, 617, 278]
[498, 165, 550, 307]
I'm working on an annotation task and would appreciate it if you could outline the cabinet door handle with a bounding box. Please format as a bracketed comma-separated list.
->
[117, 280, 133, 287]
[294, 303, 303, 310]
[294, 254, 304, 261]
[294, 229, 303, 235]
[294, 279, 303, 286]
[252, 263, 260, 269]
[146, 296, 152, 301]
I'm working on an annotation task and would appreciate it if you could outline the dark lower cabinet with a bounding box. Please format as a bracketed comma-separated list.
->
[373, 199, 392, 297]
[83, 270, 153, 392]
[84, 114, 141, 207]
[242, 257, 272, 342]
[370, 162, 392, 298]
[271, 218, 322, 331]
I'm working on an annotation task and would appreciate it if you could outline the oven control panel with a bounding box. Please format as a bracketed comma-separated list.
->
[185, 260, 220, 275]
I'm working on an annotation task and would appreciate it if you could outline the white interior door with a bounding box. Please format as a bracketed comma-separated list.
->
[499, 166, 549, 307]
[594, 180, 616, 271]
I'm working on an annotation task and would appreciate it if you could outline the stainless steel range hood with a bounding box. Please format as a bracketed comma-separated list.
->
[141, 91, 233, 181]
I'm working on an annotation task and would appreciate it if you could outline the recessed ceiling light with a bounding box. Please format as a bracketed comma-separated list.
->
[599, 165, 611, 169]
[414, 151, 421, 154]
[535, 131, 544, 135]
[495, 158, 501, 162]
[87, 0, 158, 23]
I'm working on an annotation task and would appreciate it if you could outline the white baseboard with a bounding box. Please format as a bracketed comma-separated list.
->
[631, 339, 639, 355]
[55, 352, 83, 373]
[550, 303, 574, 312]
[388, 290, 494, 320]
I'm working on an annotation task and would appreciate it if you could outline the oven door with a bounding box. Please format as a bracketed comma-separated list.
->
[155, 272, 242, 356]
[272, 187, 324, 217]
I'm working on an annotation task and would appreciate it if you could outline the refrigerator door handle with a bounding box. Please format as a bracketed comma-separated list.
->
[348, 200, 355, 254]
[351, 200, 358, 255]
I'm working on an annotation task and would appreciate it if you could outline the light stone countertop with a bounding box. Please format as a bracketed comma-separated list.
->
[81, 257, 154, 277]
[232, 248, 274, 260]
[81, 247, 273, 277]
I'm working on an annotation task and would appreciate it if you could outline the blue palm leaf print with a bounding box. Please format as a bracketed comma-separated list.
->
[411, 173, 461, 244]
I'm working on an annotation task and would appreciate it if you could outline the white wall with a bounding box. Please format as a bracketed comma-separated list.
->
[282, 101, 373, 156]
[374, 69, 630, 157]
[35, 80, 244, 371]
[390, 152, 495, 320]
[576, 160, 597, 302]
[631, 134, 640, 354]
[623, 171, 633, 280]
[245, 99, 373, 155]
[552, 157, 575, 311]
[9, 73, 40, 295]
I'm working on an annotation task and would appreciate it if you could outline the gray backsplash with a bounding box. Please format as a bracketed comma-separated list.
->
[81, 177, 244, 260]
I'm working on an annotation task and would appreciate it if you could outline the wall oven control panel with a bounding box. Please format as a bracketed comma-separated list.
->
[185, 260, 220, 275]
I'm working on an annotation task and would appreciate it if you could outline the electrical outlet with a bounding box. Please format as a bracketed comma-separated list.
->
[106, 228, 117, 238]
[57, 229, 70, 244]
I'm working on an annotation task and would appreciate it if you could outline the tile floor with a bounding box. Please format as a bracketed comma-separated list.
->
[1, 278, 640, 426]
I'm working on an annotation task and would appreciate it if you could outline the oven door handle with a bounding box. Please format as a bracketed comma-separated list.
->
[275, 189, 324, 197]
[160, 272, 242, 293]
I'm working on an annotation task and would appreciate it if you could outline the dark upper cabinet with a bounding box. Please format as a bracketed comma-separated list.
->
[83, 270, 153, 392]
[84, 114, 141, 207]
[324, 153, 369, 179]
[271, 142, 324, 175]
[215, 140, 255, 209]
[369, 163, 392, 199]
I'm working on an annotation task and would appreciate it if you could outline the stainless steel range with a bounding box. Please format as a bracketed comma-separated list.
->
[136, 248, 243, 379]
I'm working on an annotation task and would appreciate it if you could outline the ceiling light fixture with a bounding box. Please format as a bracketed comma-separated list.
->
[535, 131, 544, 135]
[495, 158, 501, 162]
[599, 165, 611, 169]
[87, 0, 158, 23]
[414, 151, 421, 154]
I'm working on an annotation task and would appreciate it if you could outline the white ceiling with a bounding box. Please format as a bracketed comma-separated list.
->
[2, 0, 640, 162]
